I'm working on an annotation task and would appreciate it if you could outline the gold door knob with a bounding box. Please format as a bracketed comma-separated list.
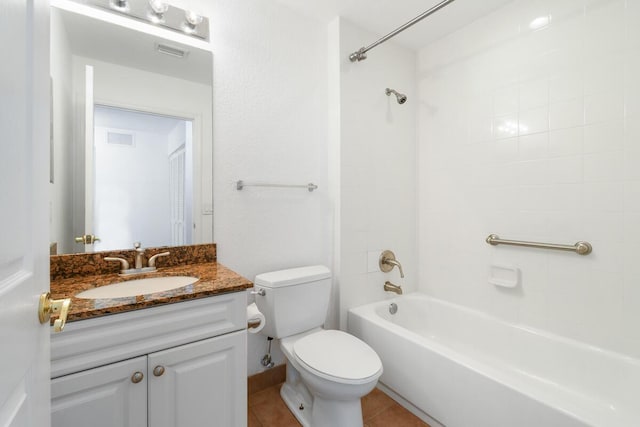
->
[74, 234, 100, 244]
[131, 372, 144, 383]
[153, 366, 165, 377]
[38, 292, 71, 333]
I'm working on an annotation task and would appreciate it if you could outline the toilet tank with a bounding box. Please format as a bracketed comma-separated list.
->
[254, 265, 331, 339]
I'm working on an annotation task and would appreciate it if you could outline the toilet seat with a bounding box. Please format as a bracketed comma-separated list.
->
[293, 330, 382, 385]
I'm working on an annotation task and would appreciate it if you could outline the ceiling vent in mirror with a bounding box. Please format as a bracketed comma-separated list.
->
[156, 43, 188, 59]
[107, 131, 135, 147]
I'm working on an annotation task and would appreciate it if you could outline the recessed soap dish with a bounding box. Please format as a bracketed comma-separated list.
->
[488, 265, 520, 288]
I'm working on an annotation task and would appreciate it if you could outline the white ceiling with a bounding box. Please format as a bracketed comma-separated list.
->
[275, 0, 513, 50]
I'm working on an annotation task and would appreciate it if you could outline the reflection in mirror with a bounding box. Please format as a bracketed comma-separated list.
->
[49, 3, 213, 254]
[93, 105, 193, 251]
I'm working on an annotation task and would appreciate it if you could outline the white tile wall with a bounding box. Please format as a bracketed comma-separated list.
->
[332, 19, 417, 329]
[418, 0, 640, 358]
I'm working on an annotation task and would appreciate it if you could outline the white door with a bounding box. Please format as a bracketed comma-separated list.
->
[0, 0, 51, 426]
[83, 65, 95, 252]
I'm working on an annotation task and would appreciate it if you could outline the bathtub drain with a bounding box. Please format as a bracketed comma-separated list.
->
[389, 303, 398, 315]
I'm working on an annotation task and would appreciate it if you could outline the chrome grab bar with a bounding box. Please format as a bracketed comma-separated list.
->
[486, 234, 592, 255]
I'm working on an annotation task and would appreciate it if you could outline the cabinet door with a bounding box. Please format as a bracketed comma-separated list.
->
[51, 356, 147, 427]
[148, 330, 247, 427]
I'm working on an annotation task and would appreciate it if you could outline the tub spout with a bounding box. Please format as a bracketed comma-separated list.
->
[379, 250, 405, 278]
[384, 281, 403, 295]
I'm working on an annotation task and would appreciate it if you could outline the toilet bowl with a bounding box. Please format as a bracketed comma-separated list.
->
[280, 329, 382, 427]
[253, 266, 383, 427]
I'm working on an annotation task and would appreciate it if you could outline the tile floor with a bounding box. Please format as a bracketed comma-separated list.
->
[248, 383, 430, 427]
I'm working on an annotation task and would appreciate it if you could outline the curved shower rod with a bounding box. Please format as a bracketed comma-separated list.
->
[349, 0, 456, 62]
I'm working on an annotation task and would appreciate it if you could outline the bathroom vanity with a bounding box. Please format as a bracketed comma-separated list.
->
[49, 244, 252, 427]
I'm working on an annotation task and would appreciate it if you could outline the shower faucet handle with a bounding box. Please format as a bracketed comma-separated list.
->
[379, 250, 405, 278]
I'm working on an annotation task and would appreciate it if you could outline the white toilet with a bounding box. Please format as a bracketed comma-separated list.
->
[254, 265, 383, 427]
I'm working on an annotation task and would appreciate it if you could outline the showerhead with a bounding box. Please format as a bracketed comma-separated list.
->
[386, 88, 407, 104]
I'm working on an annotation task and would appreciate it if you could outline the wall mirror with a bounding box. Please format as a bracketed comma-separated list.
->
[50, 2, 213, 254]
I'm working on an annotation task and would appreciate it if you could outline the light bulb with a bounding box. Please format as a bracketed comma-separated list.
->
[148, 0, 169, 23]
[183, 10, 203, 33]
[185, 10, 203, 26]
[149, 0, 169, 14]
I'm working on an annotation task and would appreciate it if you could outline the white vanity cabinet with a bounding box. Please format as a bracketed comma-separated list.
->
[52, 356, 148, 427]
[51, 293, 247, 427]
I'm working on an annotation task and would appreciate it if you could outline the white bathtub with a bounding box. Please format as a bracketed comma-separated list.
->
[348, 293, 640, 427]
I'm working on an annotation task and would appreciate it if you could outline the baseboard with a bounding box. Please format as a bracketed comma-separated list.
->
[248, 363, 286, 395]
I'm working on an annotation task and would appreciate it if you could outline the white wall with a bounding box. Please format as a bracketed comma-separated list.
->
[93, 125, 172, 249]
[50, 8, 75, 253]
[177, 0, 331, 375]
[418, 0, 640, 358]
[331, 18, 418, 329]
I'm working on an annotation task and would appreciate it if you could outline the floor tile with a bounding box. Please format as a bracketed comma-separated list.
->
[251, 385, 301, 427]
[248, 384, 284, 408]
[361, 387, 396, 421]
[365, 400, 430, 427]
[248, 383, 427, 427]
[248, 409, 262, 427]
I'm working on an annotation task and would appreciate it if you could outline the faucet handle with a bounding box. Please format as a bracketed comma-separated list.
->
[104, 256, 130, 272]
[379, 250, 405, 278]
[133, 242, 143, 251]
[148, 251, 170, 268]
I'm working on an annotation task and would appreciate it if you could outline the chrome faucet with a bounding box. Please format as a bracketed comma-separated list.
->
[384, 281, 403, 295]
[379, 250, 405, 278]
[133, 242, 145, 269]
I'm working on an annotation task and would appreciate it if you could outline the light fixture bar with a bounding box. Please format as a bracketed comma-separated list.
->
[85, 0, 209, 41]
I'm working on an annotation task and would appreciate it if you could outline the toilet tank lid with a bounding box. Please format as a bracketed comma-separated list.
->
[254, 265, 331, 288]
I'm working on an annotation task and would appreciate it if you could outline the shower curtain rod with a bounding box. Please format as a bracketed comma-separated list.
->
[349, 0, 456, 62]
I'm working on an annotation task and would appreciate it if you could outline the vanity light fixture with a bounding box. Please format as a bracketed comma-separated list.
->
[183, 10, 203, 34]
[86, 0, 210, 41]
[148, 0, 169, 23]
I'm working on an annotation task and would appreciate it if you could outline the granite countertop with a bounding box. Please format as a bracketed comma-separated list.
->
[50, 244, 253, 323]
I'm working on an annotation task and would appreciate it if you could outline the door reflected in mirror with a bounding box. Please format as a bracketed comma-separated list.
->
[93, 105, 193, 251]
[50, 4, 213, 254]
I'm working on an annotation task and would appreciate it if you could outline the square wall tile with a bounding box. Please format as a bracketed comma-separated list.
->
[519, 79, 549, 110]
[549, 127, 583, 156]
[584, 150, 624, 182]
[583, 120, 624, 153]
[584, 91, 625, 125]
[550, 98, 584, 130]
[519, 106, 549, 135]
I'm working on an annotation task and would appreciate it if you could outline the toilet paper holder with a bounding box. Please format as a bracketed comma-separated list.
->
[248, 319, 262, 329]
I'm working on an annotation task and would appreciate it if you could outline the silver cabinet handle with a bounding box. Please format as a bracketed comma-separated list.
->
[131, 372, 144, 383]
[153, 366, 165, 377]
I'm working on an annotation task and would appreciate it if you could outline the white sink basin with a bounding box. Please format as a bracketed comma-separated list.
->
[75, 276, 198, 299]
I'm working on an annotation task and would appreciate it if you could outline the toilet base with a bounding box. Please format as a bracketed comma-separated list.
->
[279, 362, 365, 427]
[280, 381, 311, 427]
[280, 382, 365, 427]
